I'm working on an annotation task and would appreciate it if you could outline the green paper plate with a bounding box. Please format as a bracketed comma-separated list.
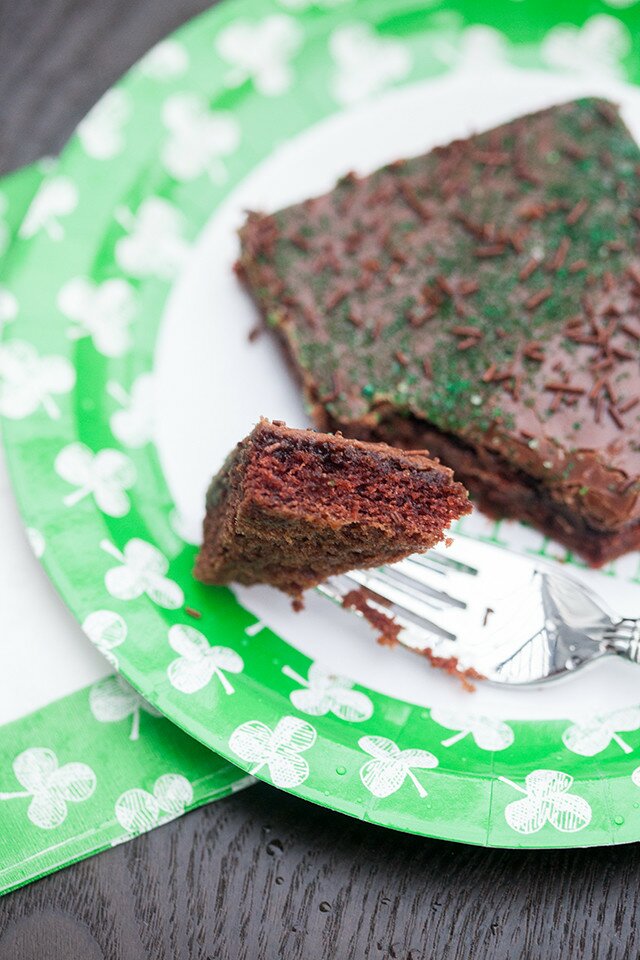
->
[4, 0, 640, 848]
[0, 161, 250, 898]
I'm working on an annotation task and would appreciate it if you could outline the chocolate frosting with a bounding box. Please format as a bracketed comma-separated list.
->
[239, 99, 640, 532]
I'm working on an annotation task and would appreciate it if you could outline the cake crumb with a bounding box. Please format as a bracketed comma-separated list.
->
[342, 588, 401, 647]
[422, 649, 484, 692]
[482, 606, 494, 627]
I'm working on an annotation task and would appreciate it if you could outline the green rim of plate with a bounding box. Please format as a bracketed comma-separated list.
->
[0, 680, 253, 897]
[4, 0, 640, 848]
[0, 162, 250, 898]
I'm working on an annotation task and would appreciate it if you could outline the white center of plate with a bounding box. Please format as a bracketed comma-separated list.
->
[156, 65, 640, 719]
[0, 448, 109, 724]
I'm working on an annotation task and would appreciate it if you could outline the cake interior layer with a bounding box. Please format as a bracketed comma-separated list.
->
[334, 413, 640, 567]
[194, 424, 470, 594]
[200, 505, 446, 594]
[241, 427, 466, 536]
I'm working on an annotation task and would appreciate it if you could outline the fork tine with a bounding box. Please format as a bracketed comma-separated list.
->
[405, 551, 478, 577]
[317, 533, 624, 685]
[336, 571, 457, 642]
[365, 564, 467, 611]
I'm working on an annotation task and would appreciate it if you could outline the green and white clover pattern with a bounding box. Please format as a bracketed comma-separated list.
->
[358, 737, 439, 800]
[19, 176, 78, 242]
[230, 716, 316, 787]
[82, 609, 128, 667]
[282, 663, 374, 722]
[58, 276, 137, 358]
[107, 374, 155, 448]
[0, 340, 75, 421]
[499, 771, 593, 835]
[167, 625, 245, 697]
[0, 163, 248, 897]
[0, 682, 252, 894]
[77, 90, 131, 161]
[430, 709, 515, 752]
[101, 538, 185, 608]
[114, 773, 194, 836]
[0, 748, 97, 830]
[3, 0, 640, 851]
[89, 675, 163, 740]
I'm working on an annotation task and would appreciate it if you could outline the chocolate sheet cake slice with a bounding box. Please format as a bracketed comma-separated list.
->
[194, 420, 470, 603]
[238, 98, 640, 566]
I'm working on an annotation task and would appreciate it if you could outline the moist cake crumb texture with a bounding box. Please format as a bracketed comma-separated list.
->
[195, 419, 470, 603]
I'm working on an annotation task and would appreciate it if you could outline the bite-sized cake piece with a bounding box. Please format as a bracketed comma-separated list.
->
[194, 419, 470, 603]
[238, 98, 640, 566]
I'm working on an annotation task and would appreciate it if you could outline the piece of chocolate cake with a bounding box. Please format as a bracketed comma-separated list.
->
[238, 98, 640, 566]
[194, 419, 470, 603]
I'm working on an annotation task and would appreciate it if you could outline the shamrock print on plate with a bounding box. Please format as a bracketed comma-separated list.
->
[58, 277, 136, 358]
[0, 340, 75, 421]
[0, 285, 18, 327]
[358, 737, 438, 799]
[89, 675, 162, 740]
[77, 89, 131, 160]
[282, 662, 373, 722]
[26, 527, 46, 559]
[115, 773, 193, 836]
[562, 708, 640, 756]
[329, 23, 411, 104]
[161, 94, 240, 183]
[114, 198, 189, 280]
[430, 708, 515, 751]
[0, 748, 96, 830]
[108, 374, 155, 448]
[541, 14, 631, 80]
[55, 442, 136, 518]
[137, 39, 189, 80]
[82, 610, 128, 668]
[167, 624, 244, 696]
[499, 770, 592, 835]
[438, 24, 509, 75]
[215, 15, 303, 96]
[0, 193, 8, 256]
[230, 716, 316, 788]
[101, 538, 184, 609]
[18, 176, 78, 242]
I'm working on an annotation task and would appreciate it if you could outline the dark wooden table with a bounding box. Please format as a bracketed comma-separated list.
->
[1, 2, 639, 957]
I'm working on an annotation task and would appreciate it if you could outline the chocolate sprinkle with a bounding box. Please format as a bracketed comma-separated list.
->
[608, 405, 625, 429]
[524, 287, 552, 311]
[569, 259, 588, 273]
[548, 236, 571, 272]
[545, 382, 586, 395]
[566, 199, 588, 225]
[475, 244, 507, 258]
[519, 258, 540, 281]
[619, 396, 640, 414]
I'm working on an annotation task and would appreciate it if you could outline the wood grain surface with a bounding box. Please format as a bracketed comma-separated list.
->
[0, 1, 638, 957]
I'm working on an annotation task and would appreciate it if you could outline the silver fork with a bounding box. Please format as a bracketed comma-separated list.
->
[317, 537, 640, 685]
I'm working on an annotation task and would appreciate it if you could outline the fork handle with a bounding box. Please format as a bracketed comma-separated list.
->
[608, 618, 640, 663]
